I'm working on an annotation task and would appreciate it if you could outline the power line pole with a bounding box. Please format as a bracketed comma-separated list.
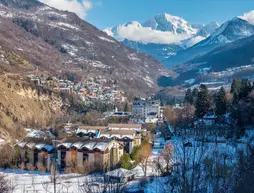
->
[53, 129, 57, 193]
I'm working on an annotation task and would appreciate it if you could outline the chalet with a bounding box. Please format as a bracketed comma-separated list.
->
[16, 137, 123, 172]
[57, 138, 123, 172]
[16, 137, 56, 171]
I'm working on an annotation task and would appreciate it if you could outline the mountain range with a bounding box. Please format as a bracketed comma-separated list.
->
[104, 13, 220, 62]
[104, 10, 254, 86]
[104, 11, 254, 68]
[0, 0, 174, 97]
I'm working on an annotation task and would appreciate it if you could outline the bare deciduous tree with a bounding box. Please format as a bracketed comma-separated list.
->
[136, 141, 152, 179]
[0, 174, 10, 193]
[163, 106, 176, 126]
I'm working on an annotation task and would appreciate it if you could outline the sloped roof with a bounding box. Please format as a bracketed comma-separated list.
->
[108, 124, 141, 128]
[99, 130, 136, 139]
[71, 142, 85, 149]
[78, 126, 107, 130]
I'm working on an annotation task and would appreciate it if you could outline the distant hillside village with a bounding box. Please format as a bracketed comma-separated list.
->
[27, 74, 127, 105]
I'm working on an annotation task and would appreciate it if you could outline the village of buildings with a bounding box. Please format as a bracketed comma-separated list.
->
[0, 74, 245, 193]
[27, 74, 127, 105]
[14, 92, 220, 177]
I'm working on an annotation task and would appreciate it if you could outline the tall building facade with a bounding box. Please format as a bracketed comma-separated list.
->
[132, 100, 160, 118]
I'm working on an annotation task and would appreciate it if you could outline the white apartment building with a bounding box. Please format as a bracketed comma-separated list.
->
[132, 100, 161, 118]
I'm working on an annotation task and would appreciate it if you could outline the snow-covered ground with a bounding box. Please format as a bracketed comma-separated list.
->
[1, 170, 114, 193]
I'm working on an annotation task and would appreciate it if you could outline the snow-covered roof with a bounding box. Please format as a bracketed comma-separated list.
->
[25, 142, 36, 149]
[108, 124, 141, 129]
[96, 141, 111, 151]
[17, 141, 27, 148]
[99, 130, 136, 139]
[71, 142, 85, 149]
[77, 126, 106, 134]
[57, 142, 72, 148]
[35, 143, 46, 150]
[82, 141, 97, 150]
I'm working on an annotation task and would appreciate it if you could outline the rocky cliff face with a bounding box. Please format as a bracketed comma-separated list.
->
[0, 75, 64, 140]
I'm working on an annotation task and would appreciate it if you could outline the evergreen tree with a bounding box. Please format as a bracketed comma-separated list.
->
[233, 92, 240, 104]
[215, 87, 227, 115]
[123, 102, 130, 112]
[230, 78, 241, 94]
[184, 88, 193, 104]
[192, 88, 198, 97]
[195, 84, 210, 118]
[119, 153, 132, 169]
[239, 78, 252, 99]
[192, 87, 198, 104]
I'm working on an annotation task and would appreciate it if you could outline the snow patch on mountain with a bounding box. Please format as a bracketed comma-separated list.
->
[57, 22, 80, 30]
[98, 36, 115, 43]
[128, 53, 141, 61]
[0, 10, 13, 18]
[62, 44, 78, 56]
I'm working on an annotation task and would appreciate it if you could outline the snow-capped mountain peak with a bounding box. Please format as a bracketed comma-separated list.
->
[193, 16, 254, 48]
[203, 22, 220, 34]
[143, 12, 197, 35]
[125, 21, 142, 28]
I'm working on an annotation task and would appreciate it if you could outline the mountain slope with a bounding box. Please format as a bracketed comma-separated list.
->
[189, 35, 254, 71]
[164, 15, 254, 67]
[0, 0, 173, 96]
[0, 74, 65, 140]
[122, 40, 183, 62]
[194, 17, 254, 47]
[173, 35, 254, 85]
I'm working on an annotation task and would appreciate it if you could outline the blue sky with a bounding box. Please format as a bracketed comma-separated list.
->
[86, 0, 254, 29]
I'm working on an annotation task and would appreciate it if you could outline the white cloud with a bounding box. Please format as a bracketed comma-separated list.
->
[180, 36, 206, 48]
[39, 0, 93, 18]
[239, 10, 254, 24]
[113, 23, 192, 44]
[103, 28, 114, 37]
